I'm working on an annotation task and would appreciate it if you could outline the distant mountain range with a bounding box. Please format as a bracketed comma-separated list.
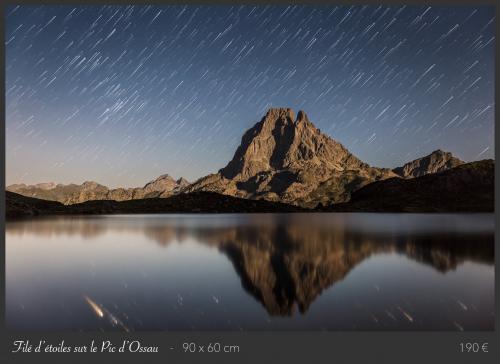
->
[6, 107, 493, 213]
[7, 174, 189, 205]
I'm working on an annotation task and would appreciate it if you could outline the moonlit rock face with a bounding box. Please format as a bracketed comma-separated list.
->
[188, 108, 397, 207]
[142, 174, 177, 193]
[392, 150, 464, 178]
[221, 107, 367, 180]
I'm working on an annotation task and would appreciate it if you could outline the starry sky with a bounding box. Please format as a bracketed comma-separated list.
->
[6, 5, 495, 187]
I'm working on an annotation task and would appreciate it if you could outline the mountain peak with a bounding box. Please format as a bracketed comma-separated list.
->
[296, 110, 309, 123]
[176, 177, 190, 186]
[154, 174, 174, 181]
[33, 182, 57, 190]
[142, 173, 186, 193]
[262, 108, 311, 127]
[393, 150, 464, 178]
[187, 107, 395, 207]
[82, 181, 102, 188]
[216, 108, 380, 199]
[265, 107, 295, 121]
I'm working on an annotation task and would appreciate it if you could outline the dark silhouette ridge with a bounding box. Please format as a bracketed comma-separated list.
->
[324, 159, 494, 212]
[6, 190, 304, 218]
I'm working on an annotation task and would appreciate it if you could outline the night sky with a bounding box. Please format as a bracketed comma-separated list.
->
[6, 5, 495, 187]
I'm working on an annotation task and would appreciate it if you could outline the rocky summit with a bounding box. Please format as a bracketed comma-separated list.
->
[7, 174, 190, 205]
[393, 149, 464, 178]
[187, 107, 397, 207]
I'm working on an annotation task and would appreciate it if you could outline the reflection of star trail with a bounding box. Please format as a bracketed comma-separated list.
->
[83, 295, 103, 317]
[456, 299, 468, 311]
[396, 306, 414, 323]
[453, 321, 464, 331]
[5, 213, 494, 330]
[83, 295, 130, 332]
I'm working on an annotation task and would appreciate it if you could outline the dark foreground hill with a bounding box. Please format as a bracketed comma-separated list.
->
[322, 160, 494, 213]
[6, 190, 304, 218]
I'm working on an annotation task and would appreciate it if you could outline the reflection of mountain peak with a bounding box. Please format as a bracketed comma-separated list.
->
[196, 222, 493, 316]
[7, 216, 493, 317]
[212, 225, 377, 316]
[220, 240, 370, 316]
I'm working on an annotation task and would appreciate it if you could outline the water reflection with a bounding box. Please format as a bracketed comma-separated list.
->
[7, 214, 494, 319]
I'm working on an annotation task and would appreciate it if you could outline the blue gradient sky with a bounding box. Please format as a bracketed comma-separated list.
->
[6, 5, 495, 187]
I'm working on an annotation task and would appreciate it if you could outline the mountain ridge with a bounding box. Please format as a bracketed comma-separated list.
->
[6, 158, 493, 217]
[7, 174, 190, 205]
[7, 108, 484, 209]
[188, 108, 462, 207]
[5, 190, 304, 218]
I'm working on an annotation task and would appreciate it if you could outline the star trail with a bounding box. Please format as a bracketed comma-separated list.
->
[6, 5, 495, 187]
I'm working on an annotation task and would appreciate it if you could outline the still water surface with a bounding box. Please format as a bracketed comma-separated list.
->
[6, 213, 494, 331]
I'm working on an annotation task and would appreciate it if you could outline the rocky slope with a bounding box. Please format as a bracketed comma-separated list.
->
[7, 174, 189, 205]
[393, 149, 464, 178]
[324, 160, 494, 212]
[187, 108, 396, 207]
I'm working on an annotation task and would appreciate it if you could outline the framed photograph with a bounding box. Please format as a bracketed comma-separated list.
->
[3, 1, 497, 363]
